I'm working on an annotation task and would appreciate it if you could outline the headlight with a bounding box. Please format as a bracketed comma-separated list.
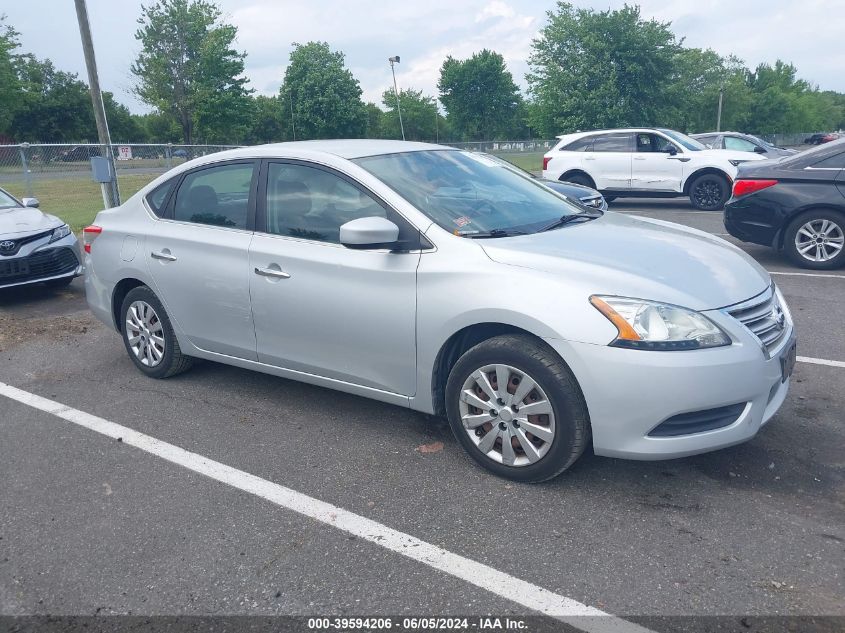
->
[50, 224, 71, 243]
[590, 296, 731, 351]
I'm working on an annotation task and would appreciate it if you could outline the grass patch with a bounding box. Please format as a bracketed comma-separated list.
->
[4, 174, 158, 231]
[490, 151, 545, 174]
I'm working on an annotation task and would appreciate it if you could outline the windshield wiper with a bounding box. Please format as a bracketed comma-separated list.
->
[466, 228, 528, 239]
[538, 211, 603, 233]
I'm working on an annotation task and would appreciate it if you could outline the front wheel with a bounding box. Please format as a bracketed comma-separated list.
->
[689, 173, 729, 210]
[120, 286, 194, 379]
[445, 334, 591, 482]
[784, 210, 845, 269]
[561, 173, 595, 189]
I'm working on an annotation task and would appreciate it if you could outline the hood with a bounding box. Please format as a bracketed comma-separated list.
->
[478, 211, 770, 311]
[0, 206, 64, 236]
[696, 148, 764, 162]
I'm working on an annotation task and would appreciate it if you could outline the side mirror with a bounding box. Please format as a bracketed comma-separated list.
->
[666, 145, 678, 156]
[21, 197, 40, 208]
[340, 216, 400, 250]
[754, 146, 767, 154]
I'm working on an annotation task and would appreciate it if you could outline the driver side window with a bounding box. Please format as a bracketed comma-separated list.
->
[636, 133, 677, 153]
[264, 163, 387, 244]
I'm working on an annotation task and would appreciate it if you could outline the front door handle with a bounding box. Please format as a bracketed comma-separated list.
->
[254, 266, 291, 279]
[151, 250, 177, 262]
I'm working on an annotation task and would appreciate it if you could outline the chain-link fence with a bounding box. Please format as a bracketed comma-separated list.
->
[0, 143, 241, 231]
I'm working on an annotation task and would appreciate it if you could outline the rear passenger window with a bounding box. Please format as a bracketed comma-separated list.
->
[562, 137, 594, 152]
[811, 152, 845, 169]
[146, 180, 175, 216]
[595, 134, 633, 152]
[173, 163, 254, 229]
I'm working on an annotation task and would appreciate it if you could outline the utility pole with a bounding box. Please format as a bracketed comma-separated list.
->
[716, 86, 724, 133]
[287, 87, 296, 141]
[388, 56, 405, 141]
[74, 0, 119, 207]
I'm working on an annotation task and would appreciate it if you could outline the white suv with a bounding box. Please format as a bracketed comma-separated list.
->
[542, 128, 766, 210]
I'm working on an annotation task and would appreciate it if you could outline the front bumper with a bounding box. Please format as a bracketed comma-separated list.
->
[0, 233, 82, 289]
[545, 315, 793, 460]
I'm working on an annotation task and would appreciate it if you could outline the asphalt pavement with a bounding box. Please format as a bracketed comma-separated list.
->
[0, 200, 843, 631]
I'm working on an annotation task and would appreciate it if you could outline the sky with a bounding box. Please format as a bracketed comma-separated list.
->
[4, 0, 844, 114]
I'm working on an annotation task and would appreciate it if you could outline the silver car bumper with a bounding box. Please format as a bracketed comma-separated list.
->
[0, 232, 82, 289]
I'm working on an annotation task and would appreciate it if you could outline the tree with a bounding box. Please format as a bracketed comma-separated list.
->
[527, 2, 680, 137]
[280, 41, 367, 139]
[244, 95, 287, 144]
[438, 50, 522, 140]
[103, 93, 144, 142]
[0, 15, 21, 135]
[380, 88, 441, 141]
[9, 56, 94, 141]
[131, 0, 252, 144]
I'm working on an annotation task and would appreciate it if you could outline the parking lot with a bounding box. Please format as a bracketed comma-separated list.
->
[1, 199, 843, 631]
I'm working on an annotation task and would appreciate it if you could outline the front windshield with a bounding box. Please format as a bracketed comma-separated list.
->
[353, 150, 583, 236]
[749, 134, 775, 148]
[0, 189, 20, 209]
[658, 129, 706, 151]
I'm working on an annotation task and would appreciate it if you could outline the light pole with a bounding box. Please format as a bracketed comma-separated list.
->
[716, 85, 724, 132]
[388, 56, 405, 141]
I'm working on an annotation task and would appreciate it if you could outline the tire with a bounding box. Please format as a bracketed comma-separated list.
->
[445, 334, 590, 483]
[561, 172, 595, 189]
[119, 286, 193, 379]
[44, 276, 74, 289]
[783, 209, 845, 270]
[689, 173, 730, 210]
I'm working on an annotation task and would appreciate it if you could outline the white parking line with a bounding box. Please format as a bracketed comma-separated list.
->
[768, 271, 845, 279]
[798, 356, 845, 369]
[0, 381, 650, 633]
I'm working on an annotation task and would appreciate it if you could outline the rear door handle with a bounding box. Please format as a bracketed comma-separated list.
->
[254, 266, 291, 279]
[634, 156, 646, 161]
[150, 250, 177, 262]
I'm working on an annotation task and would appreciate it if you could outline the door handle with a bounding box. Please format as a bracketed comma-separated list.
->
[150, 250, 177, 262]
[634, 156, 646, 160]
[254, 266, 291, 279]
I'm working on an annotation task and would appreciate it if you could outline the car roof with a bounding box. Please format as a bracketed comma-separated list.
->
[212, 139, 449, 161]
[555, 128, 665, 140]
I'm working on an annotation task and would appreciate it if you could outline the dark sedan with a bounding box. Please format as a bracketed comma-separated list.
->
[480, 153, 607, 211]
[725, 138, 845, 269]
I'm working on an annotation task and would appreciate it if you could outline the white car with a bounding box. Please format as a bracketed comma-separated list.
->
[542, 128, 766, 210]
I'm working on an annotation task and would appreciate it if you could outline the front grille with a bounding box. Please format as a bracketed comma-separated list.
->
[649, 403, 746, 437]
[0, 229, 52, 257]
[0, 247, 79, 285]
[726, 285, 790, 356]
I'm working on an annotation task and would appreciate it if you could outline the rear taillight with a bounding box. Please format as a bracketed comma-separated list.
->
[542, 156, 551, 171]
[732, 179, 778, 198]
[82, 225, 102, 253]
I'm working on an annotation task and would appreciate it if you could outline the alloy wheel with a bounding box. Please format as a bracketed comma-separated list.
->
[126, 300, 166, 367]
[693, 180, 723, 209]
[794, 218, 844, 263]
[458, 364, 556, 467]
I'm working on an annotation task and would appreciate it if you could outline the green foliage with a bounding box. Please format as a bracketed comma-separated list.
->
[527, 3, 680, 136]
[244, 95, 288, 144]
[0, 15, 21, 134]
[281, 41, 367, 140]
[380, 88, 441, 141]
[131, 0, 252, 143]
[438, 50, 522, 140]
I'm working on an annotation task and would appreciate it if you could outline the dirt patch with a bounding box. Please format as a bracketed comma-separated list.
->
[0, 311, 99, 352]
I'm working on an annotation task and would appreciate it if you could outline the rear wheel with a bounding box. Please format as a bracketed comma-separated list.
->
[561, 172, 595, 189]
[120, 286, 194, 379]
[689, 173, 729, 210]
[784, 210, 845, 269]
[445, 334, 590, 482]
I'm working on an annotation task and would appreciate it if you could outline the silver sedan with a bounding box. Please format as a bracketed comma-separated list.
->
[0, 187, 82, 290]
[84, 141, 795, 482]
